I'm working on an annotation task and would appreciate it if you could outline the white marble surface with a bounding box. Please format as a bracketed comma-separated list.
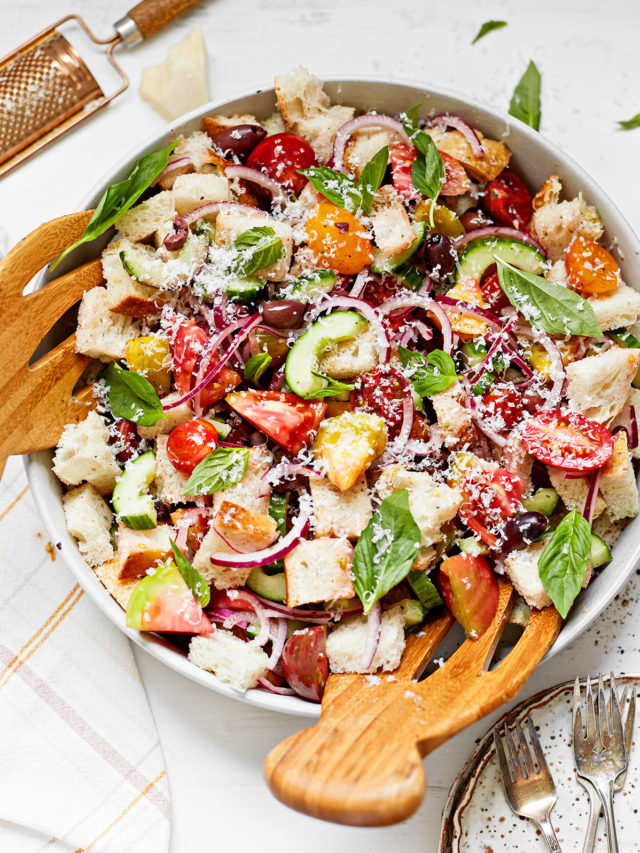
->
[2, 1, 640, 850]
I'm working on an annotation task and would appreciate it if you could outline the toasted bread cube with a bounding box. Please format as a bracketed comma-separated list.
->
[76, 287, 141, 362]
[62, 483, 114, 567]
[592, 510, 628, 549]
[547, 466, 606, 517]
[201, 113, 261, 139]
[587, 284, 640, 332]
[610, 388, 640, 460]
[318, 327, 380, 380]
[211, 445, 273, 515]
[214, 207, 293, 281]
[504, 541, 552, 610]
[500, 431, 534, 495]
[326, 604, 406, 674]
[103, 239, 162, 317]
[431, 382, 477, 449]
[375, 465, 462, 548]
[192, 523, 252, 588]
[53, 411, 121, 496]
[284, 537, 354, 608]
[172, 172, 231, 216]
[599, 432, 639, 521]
[275, 67, 354, 162]
[212, 500, 279, 551]
[116, 524, 174, 579]
[566, 347, 640, 424]
[117, 191, 176, 245]
[344, 128, 395, 178]
[427, 127, 510, 183]
[94, 556, 139, 610]
[189, 630, 269, 692]
[155, 434, 189, 503]
[531, 176, 603, 261]
[369, 186, 416, 257]
[309, 474, 373, 538]
[137, 393, 192, 440]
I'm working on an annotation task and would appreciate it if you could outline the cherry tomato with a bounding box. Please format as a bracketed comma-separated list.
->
[111, 418, 142, 464]
[565, 236, 621, 295]
[226, 390, 326, 455]
[167, 420, 219, 475]
[440, 150, 471, 195]
[481, 386, 526, 432]
[484, 170, 532, 229]
[281, 625, 329, 702]
[246, 132, 317, 195]
[521, 409, 614, 472]
[459, 467, 525, 546]
[480, 266, 510, 312]
[390, 143, 470, 198]
[438, 554, 499, 639]
[351, 368, 407, 439]
[209, 589, 259, 612]
[305, 202, 373, 275]
[171, 318, 241, 410]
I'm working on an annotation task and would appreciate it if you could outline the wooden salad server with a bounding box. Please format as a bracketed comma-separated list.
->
[0, 211, 98, 479]
[264, 579, 562, 826]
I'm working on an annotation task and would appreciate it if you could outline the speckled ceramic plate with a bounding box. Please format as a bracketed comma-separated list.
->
[440, 675, 640, 852]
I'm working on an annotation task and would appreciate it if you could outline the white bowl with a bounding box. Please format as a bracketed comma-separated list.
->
[25, 77, 640, 719]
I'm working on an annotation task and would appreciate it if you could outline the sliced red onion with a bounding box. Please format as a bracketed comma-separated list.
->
[630, 405, 638, 449]
[212, 293, 229, 331]
[360, 601, 382, 671]
[379, 293, 453, 354]
[462, 377, 507, 447]
[436, 295, 505, 333]
[523, 330, 565, 410]
[405, 426, 443, 457]
[583, 467, 603, 526]
[225, 165, 288, 203]
[454, 226, 547, 256]
[395, 319, 434, 349]
[333, 114, 410, 173]
[350, 267, 372, 299]
[469, 317, 519, 382]
[309, 295, 390, 362]
[257, 676, 296, 695]
[253, 593, 362, 622]
[269, 366, 286, 391]
[265, 461, 320, 485]
[267, 618, 288, 669]
[155, 156, 193, 188]
[183, 201, 269, 227]
[429, 114, 487, 158]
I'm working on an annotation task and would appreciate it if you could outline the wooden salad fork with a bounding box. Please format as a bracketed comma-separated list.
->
[0, 211, 98, 478]
[264, 579, 562, 826]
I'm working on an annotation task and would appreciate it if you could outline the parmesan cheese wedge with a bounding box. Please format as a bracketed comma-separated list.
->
[139, 25, 209, 121]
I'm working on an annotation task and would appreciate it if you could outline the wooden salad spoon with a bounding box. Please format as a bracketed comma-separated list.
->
[264, 579, 562, 826]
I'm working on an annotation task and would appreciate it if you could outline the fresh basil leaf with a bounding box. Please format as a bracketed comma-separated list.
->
[305, 371, 355, 399]
[472, 20, 507, 44]
[183, 447, 249, 497]
[298, 166, 362, 212]
[399, 346, 459, 397]
[509, 60, 541, 131]
[352, 489, 422, 613]
[407, 570, 443, 610]
[229, 226, 285, 276]
[538, 510, 591, 617]
[100, 362, 166, 427]
[358, 146, 389, 215]
[618, 112, 640, 130]
[496, 257, 603, 338]
[52, 141, 178, 270]
[170, 540, 210, 607]
[244, 352, 272, 383]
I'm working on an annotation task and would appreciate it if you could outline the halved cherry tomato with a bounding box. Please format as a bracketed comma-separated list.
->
[459, 467, 525, 546]
[246, 132, 317, 196]
[438, 554, 499, 639]
[209, 589, 258, 612]
[226, 390, 326, 455]
[565, 236, 621, 295]
[481, 386, 526, 432]
[166, 420, 219, 475]
[390, 143, 470, 198]
[351, 368, 406, 439]
[305, 202, 373, 275]
[521, 409, 614, 472]
[480, 266, 510, 312]
[281, 625, 329, 702]
[484, 170, 532, 229]
[440, 150, 471, 196]
[171, 318, 241, 410]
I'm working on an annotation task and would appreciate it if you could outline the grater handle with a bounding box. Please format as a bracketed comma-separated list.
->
[119, 0, 207, 45]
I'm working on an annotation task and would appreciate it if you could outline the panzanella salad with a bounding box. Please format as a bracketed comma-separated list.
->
[53, 69, 640, 701]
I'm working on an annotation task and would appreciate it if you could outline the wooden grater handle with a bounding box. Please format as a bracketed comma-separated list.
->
[126, 0, 207, 40]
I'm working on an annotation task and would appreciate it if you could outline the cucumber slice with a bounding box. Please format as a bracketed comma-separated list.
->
[120, 231, 208, 289]
[397, 598, 425, 628]
[590, 533, 612, 569]
[609, 329, 640, 388]
[226, 276, 265, 304]
[262, 492, 288, 575]
[112, 451, 157, 530]
[407, 570, 443, 611]
[284, 270, 337, 303]
[522, 487, 559, 517]
[246, 566, 286, 602]
[459, 341, 488, 369]
[285, 310, 368, 398]
[203, 416, 231, 439]
[457, 536, 490, 556]
[370, 221, 427, 274]
[509, 596, 531, 627]
[456, 236, 546, 284]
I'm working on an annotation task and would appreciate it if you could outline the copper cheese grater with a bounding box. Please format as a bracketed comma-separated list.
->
[0, 0, 207, 178]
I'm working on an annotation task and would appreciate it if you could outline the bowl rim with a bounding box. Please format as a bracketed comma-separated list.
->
[25, 73, 640, 719]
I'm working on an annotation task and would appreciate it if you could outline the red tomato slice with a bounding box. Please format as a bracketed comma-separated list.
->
[440, 151, 471, 196]
[459, 467, 525, 545]
[390, 143, 470, 198]
[484, 170, 532, 229]
[209, 589, 258, 612]
[281, 625, 329, 702]
[351, 368, 406, 439]
[171, 318, 241, 410]
[481, 386, 526, 432]
[126, 565, 213, 634]
[226, 390, 326, 455]
[246, 132, 317, 195]
[480, 266, 510, 312]
[166, 419, 219, 475]
[521, 409, 614, 472]
[438, 554, 499, 639]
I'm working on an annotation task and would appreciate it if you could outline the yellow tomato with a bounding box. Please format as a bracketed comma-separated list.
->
[313, 411, 386, 491]
[305, 202, 373, 275]
[443, 277, 487, 338]
[125, 335, 171, 395]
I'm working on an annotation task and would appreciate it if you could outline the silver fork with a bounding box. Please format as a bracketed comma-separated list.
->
[494, 716, 563, 851]
[574, 679, 635, 853]
[573, 674, 627, 853]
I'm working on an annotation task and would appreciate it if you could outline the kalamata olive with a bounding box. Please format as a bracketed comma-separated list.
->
[212, 124, 267, 162]
[163, 215, 189, 251]
[460, 207, 494, 232]
[424, 233, 456, 277]
[111, 418, 141, 464]
[154, 500, 171, 524]
[501, 512, 548, 552]
[261, 299, 305, 329]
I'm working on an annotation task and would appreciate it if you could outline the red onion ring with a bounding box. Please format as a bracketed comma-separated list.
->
[257, 676, 296, 696]
[308, 295, 390, 362]
[583, 467, 603, 526]
[436, 295, 505, 333]
[350, 267, 372, 299]
[183, 201, 269, 227]
[224, 165, 288, 202]
[380, 293, 453, 354]
[268, 366, 286, 391]
[468, 317, 519, 382]
[462, 376, 507, 447]
[630, 405, 638, 449]
[332, 114, 410, 173]
[360, 601, 382, 671]
[267, 618, 288, 669]
[455, 226, 547, 256]
[155, 156, 193, 187]
[264, 461, 320, 485]
[428, 113, 487, 158]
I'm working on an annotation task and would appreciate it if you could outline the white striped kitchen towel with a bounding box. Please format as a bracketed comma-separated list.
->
[0, 456, 171, 853]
